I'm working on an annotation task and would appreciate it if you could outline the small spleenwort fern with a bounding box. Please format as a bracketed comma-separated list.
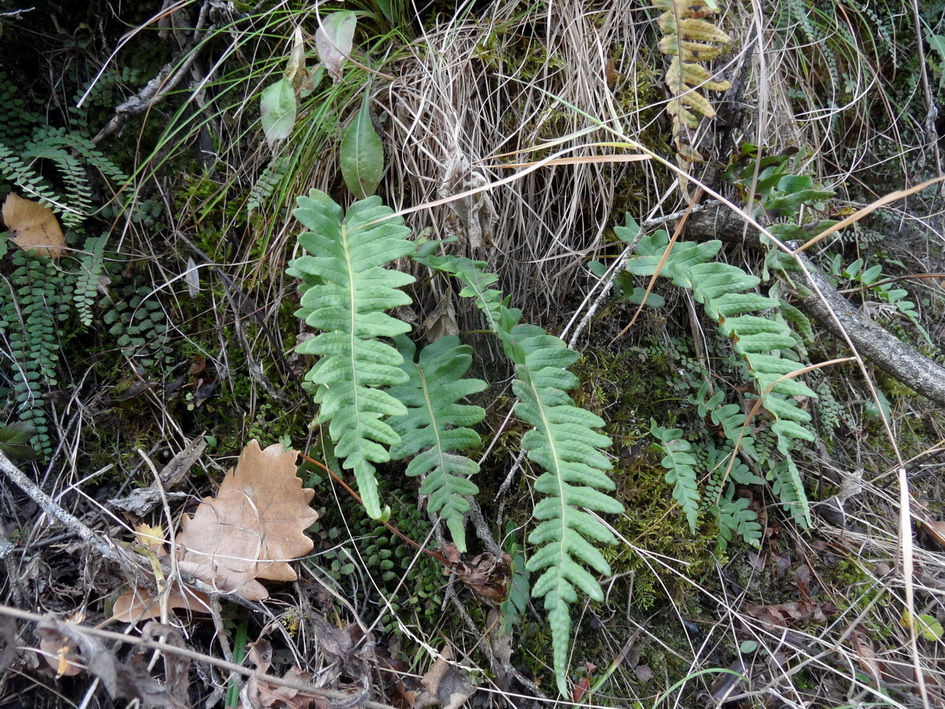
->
[624, 222, 817, 527]
[415, 253, 623, 695]
[74, 234, 108, 328]
[287, 190, 416, 520]
[388, 335, 486, 553]
[0, 249, 65, 456]
[650, 423, 701, 533]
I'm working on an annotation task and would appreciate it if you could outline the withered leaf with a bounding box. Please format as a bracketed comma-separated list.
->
[2, 193, 65, 259]
[439, 544, 511, 605]
[37, 616, 188, 707]
[176, 440, 319, 600]
[743, 601, 838, 629]
[410, 647, 476, 709]
[113, 440, 318, 621]
[245, 638, 326, 709]
[111, 583, 212, 624]
[0, 615, 17, 674]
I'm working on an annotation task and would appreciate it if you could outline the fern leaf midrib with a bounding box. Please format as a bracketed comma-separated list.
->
[521, 368, 570, 583]
[343, 222, 367, 472]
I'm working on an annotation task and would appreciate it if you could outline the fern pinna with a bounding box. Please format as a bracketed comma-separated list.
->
[417, 253, 623, 695]
[622, 222, 816, 527]
[288, 191, 416, 520]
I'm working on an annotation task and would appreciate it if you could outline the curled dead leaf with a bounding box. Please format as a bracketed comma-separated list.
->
[438, 543, 511, 605]
[2, 193, 65, 259]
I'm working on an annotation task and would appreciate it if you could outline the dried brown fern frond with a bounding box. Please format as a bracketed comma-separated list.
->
[652, 0, 732, 169]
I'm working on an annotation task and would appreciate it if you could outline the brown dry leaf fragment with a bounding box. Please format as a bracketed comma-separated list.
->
[176, 440, 319, 600]
[36, 615, 187, 707]
[244, 639, 327, 709]
[111, 581, 213, 624]
[439, 544, 511, 605]
[2, 193, 65, 259]
[412, 647, 476, 709]
[708, 659, 748, 704]
[743, 601, 838, 629]
[38, 611, 85, 677]
[141, 622, 191, 707]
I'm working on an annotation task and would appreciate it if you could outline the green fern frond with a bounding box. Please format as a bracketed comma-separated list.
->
[715, 496, 762, 551]
[0, 144, 63, 211]
[388, 335, 486, 552]
[421, 251, 621, 695]
[288, 190, 416, 520]
[516, 325, 622, 696]
[650, 422, 701, 533]
[0, 251, 65, 456]
[73, 234, 108, 328]
[30, 127, 128, 185]
[625, 226, 815, 526]
[415, 253, 522, 345]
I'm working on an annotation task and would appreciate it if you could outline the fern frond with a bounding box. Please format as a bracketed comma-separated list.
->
[73, 234, 108, 327]
[388, 335, 486, 552]
[288, 190, 416, 519]
[652, 0, 731, 164]
[0, 144, 63, 212]
[415, 253, 522, 346]
[516, 326, 623, 695]
[626, 227, 816, 526]
[422, 251, 621, 695]
[715, 496, 762, 551]
[32, 127, 128, 185]
[651, 422, 701, 532]
[21, 143, 93, 226]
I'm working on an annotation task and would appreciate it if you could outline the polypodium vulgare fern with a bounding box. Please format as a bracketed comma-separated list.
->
[289, 196, 622, 695]
[388, 335, 486, 553]
[652, 0, 732, 166]
[623, 222, 816, 527]
[416, 253, 623, 695]
[287, 190, 416, 520]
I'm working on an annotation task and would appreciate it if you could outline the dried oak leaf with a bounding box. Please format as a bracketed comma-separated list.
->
[176, 440, 319, 600]
[2, 193, 65, 259]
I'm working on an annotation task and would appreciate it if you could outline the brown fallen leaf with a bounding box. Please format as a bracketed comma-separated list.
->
[38, 611, 85, 677]
[175, 440, 319, 600]
[406, 646, 476, 709]
[111, 583, 212, 624]
[244, 638, 327, 709]
[2, 193, 65, 259]
[439, 543, 511, 605]
[113, 440, 318, 621]
[743, 601, 838, 629]
[36, 616, 189, 708]
[0, 615, 17, 675]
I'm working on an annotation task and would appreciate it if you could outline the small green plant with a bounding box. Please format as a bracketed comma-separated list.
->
[825, 255, 933, 347]
[597, 151, 842, 548]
